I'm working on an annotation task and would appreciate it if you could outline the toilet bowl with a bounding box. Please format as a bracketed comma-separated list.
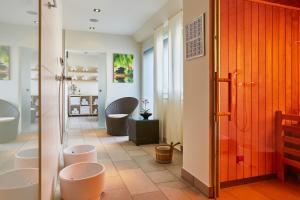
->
[63, 144, 97, 166]
[59, 162, 105, 200]
[15, 148, 39, 169]
[0, 168, 38, 200]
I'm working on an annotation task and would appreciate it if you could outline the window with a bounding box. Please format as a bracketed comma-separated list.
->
[162, 37, 169, 99]
[142, 48, 154, 112]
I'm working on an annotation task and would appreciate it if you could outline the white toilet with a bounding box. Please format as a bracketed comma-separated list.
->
[63, 144, 97, 166]
[0, 168, 39, 200]
[14, 148, 39, 169]
[59, 162, 105, 200]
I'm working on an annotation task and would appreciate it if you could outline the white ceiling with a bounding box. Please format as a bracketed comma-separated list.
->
[0, 0, 38, 27]
[0, 0, 169, 35]
[63, 0, 169, 35]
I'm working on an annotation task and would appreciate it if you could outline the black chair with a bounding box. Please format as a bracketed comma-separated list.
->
[105, 97, 138, 136]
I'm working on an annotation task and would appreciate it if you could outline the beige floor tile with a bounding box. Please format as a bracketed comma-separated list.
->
[113, 160, 139, 171]
[119, 168, 159, 195]
[121, 142, 142, 151]
[94, 129, 108, 137]
[114, 136, 130, 143]
[158, 181, 191, 200]
[102, 188, 132, 200]
[141, 145, 157, 155]
[147, 170, 178, 183]
[127, 150, 148, 157]
[134, 155, 165, 172]
[98, 151, 111, 161]
[101, 159, 119, 177]
[132, 191, 168, 200]
[100, 137, 118, 144]
[181, 187, 208, 200]
[105, 144, 132, 161]
[158, 181, 189, 189]
[104, 175, 126, 190]
[84, 135, 101, 145]
[166, 165, 182, 177]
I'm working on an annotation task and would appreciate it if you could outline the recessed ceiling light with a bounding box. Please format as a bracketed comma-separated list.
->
[93, 8, 101, 13]
[33, 20, 39, 24]
[26, 10, 38, 15]
[89, 18, 99, 23]
[89, 27, 95, 31]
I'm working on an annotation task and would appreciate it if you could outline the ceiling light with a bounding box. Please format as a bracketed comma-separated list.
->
[93, 8, 101, 13]
[89, 27, 95, 31]
[89, 18, 99, 23]
[26, 10, 38, 15]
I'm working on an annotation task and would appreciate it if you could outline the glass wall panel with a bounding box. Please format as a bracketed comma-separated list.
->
[0, 0, 39, 199]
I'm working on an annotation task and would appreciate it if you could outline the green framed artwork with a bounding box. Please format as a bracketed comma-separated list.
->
[113, 53, 134, 83]
[0, 46, 10, 80]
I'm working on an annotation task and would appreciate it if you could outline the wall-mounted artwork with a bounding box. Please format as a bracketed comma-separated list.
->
[113, 53, 134, 83]
[0, 46, 10, 80]
[185, 13, 205, 60]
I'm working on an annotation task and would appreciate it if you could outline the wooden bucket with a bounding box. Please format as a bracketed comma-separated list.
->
[155, 142, 180, 164]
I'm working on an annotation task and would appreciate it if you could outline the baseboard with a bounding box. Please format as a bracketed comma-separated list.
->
[220, 174, 277, 188]
[181, 168, 214, 198]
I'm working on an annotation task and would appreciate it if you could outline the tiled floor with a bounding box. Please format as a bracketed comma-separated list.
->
[56, 117, 207, 200]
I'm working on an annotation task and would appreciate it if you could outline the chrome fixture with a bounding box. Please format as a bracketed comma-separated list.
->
[93, 8, 101, 13]
[48, 0, 57, 9]
[89, 18, 99, 23]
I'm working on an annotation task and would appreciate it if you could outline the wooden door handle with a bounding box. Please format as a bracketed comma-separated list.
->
[215, 72, 232, 121]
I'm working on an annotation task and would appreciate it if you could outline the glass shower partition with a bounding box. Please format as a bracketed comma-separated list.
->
[0, 0, 40, 199]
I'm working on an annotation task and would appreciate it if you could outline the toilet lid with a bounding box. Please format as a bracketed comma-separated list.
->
[0, 117, 15, 123]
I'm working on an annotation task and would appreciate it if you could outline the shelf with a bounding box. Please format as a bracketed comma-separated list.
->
[68, 71, 98, 74]
[72, 79, 98, 82]
[68, 95, 99, 117]
[68, 66, 98, 73]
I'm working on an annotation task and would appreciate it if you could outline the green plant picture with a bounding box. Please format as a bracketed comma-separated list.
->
[0, 46, 10, 80]
[113, 53, 134, 83]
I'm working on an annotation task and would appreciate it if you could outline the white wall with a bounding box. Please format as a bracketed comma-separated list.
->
[0, 23, 37, 106]
[183, 0, 211, 186]
[65, 30, 141, 105]
[134, 0, 183, 42]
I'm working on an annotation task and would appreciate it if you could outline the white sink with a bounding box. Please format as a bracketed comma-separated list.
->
[0, 168, 38, 200]
[15, 148, 39, 169]
[60, 162, 105, 200]
[63, 144, 97, 166]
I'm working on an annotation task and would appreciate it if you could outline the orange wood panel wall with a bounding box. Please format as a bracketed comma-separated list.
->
[220, 0, 300, 182]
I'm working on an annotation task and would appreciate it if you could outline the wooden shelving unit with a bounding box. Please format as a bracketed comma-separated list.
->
[67, 66, 98, 82]
[68, 95, 98, 117]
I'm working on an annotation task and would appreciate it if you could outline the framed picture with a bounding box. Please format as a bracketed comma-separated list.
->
[0, 45, 10, 80]
[185, 13, 205, 60]
[113, 53, 134, 83]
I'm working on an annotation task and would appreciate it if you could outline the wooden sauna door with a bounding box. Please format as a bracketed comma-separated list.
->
[219, 0, 300, 182]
